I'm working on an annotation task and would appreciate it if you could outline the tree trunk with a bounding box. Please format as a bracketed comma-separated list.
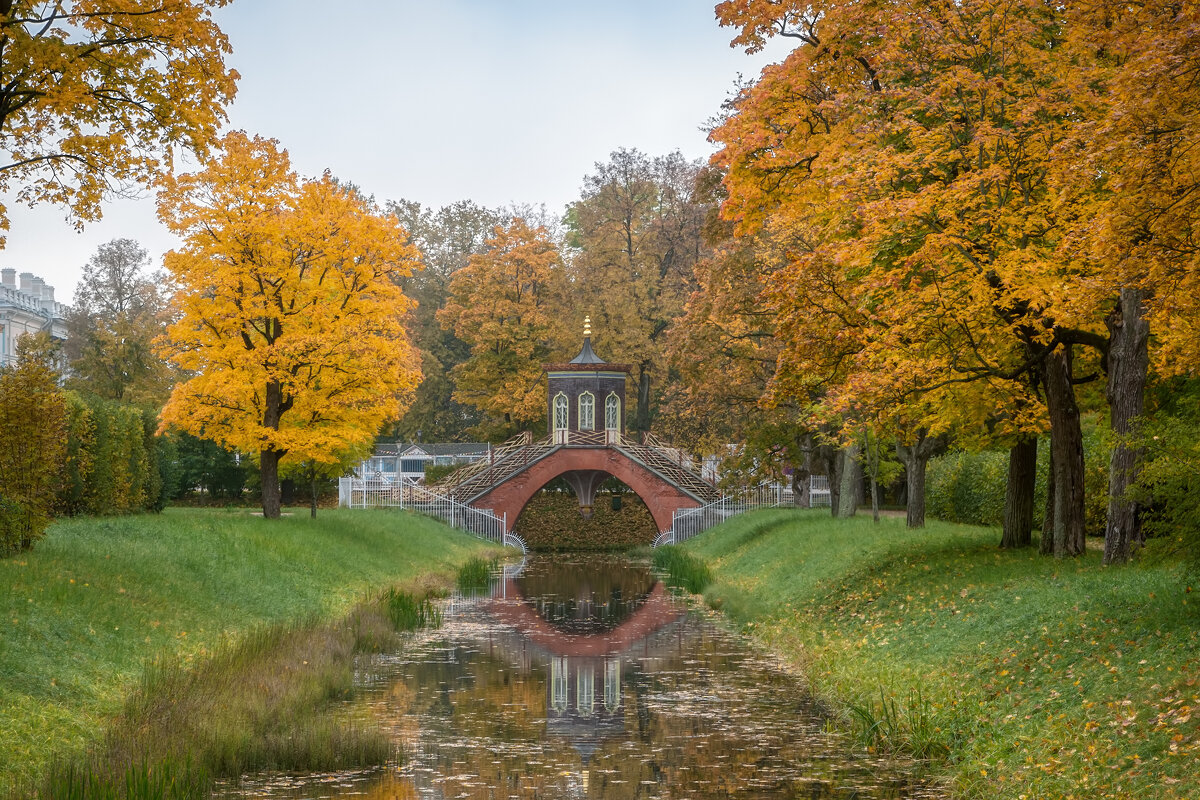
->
[792, 439, 812, 508]
[1001, 437, 1038, 548]
[261, 448, 283, 519]
[1104, 288, 1150, 564]
[823, 445, 841, 518]
[896, 431, 943, 529]
[1044, 347, 1086, 557]
[869, 461, 880, 524]
[636, 365, 651, 433]
[836, 444, 859, 518]
[1040, 449, 1055, 555]
[260, 378, 290, 520]
[310, 468, 319, 520]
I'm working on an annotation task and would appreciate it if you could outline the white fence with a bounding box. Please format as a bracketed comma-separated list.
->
[338, 477, 524, 552]
[654, 475, 833, 547]
[655, 483, 784, 547]
[810, 475, 832, 507]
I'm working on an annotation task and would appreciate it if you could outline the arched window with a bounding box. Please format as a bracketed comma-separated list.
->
[579, 391, 595, 430]
[551, 656, 568, 713]
[577, 661, 595, 715]
[553, 392, 569, 431]
[605, 392, 621, 431]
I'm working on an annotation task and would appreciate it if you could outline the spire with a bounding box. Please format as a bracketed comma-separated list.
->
[569, 315, 606, 364]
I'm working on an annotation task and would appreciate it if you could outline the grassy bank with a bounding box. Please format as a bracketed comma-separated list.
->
[683, 509, 1199, 799]
[0, 508, 494, 793]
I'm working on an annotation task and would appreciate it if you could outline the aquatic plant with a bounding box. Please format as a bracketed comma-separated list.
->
[652, 545, 713, 594]
[454, 556, 495, 590]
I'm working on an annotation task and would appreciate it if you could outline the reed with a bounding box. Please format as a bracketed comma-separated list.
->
[454, 556, 495, 591]
[651, 545, 713, 594]
[25, 582, 441, 799]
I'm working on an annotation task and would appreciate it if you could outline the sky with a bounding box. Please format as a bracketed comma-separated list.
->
[3, 0, 790, 304]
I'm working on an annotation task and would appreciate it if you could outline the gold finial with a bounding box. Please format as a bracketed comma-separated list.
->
[583, 316, 592, 337]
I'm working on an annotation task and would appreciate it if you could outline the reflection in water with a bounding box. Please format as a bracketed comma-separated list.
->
[515, 557, 658, 634]
[225, 554, 937, 800]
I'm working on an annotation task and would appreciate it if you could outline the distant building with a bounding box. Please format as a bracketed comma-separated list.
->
[355, 442, 492, 483]
[0, 269, 69, 367]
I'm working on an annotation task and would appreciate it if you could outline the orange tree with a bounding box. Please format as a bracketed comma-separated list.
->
[0, 0, 237, 236]
[438, 218, 569, 438]
[156, 132, 422, 519]
[1050, 0, 1200, 562]
[709, 0, 1133, 553]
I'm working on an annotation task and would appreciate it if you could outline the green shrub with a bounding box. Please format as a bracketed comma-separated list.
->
[423, 463, 461, 485]
[0, 342, 67, 555]
[927, 429, 1109, 534]
[926, 450, 1009, 526]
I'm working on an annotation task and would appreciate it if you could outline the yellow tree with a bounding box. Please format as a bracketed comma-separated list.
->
[0, 0, 237, 237]
[1052, 0, 1200, 562]
[157, 133, 423, 518]
[438, 219, 567, 438]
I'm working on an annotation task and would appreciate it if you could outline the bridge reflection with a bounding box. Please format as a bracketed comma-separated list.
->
[477, 557, 688, 764]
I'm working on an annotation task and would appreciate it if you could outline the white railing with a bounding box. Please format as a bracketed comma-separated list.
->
[657, 483, 784, 547]
[809, 475, 832, 507]
[338, 477, 523, 550]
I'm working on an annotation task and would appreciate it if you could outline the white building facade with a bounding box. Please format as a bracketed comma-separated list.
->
[0, 269, 69, 367]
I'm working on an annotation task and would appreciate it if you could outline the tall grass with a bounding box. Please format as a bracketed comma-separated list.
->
[32, 581, 445, 799]
[0, 508, 494, 794]
[454, 556, 496, 591]
[651, 545, 712, 594]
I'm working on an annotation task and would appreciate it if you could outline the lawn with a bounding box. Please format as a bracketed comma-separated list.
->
[683, 508, 1200, 799]
[0, 507, 493, 793]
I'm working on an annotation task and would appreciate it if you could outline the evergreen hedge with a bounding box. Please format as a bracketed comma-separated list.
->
[926, 429, 1109, 534]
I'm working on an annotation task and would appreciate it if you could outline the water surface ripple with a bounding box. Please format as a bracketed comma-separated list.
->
[226, 554, 940, 799]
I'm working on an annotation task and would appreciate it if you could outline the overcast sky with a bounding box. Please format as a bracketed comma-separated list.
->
[4, 1, 789, 304]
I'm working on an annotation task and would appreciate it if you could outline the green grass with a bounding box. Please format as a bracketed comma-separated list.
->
[683, 508, 1200, 800]
[651, 545, 713, 594]
[454, 556, 496, 591]
[0, 507, 495, 794]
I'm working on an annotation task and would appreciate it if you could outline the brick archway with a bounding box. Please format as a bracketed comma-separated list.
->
[470, 447, 701, 533]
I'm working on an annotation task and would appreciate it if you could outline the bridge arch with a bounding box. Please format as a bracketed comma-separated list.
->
[471, 447, 701, 533]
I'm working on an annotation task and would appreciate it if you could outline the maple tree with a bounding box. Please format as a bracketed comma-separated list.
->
[1048, 0, 1200, 562]
[709, 0, 1124, 548]
[156, 132, 423, 519]
[437, 218, 568, 438]
[0, 0, 237, 238]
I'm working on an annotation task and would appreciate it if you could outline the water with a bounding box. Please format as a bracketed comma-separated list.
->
[226, 554, 937, 799]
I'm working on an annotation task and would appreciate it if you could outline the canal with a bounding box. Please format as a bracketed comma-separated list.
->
[226, 554, 937, 799]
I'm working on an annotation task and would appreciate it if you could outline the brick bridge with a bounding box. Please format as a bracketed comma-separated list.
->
[437, 429, 721, 534]
[435, 319, 720, 536]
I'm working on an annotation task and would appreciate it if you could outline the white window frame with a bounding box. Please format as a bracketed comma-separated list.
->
[605, 393, 621, 431]
[578, 391, 595, 431]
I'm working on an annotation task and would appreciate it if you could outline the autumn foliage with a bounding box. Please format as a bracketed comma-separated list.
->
[157, 133, 423, 518]
[0, 1, 238, 237]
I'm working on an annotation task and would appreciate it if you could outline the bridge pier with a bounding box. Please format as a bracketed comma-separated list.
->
[560, 469, 609, 519]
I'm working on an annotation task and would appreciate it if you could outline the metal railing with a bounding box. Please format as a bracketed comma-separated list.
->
[338, 477, 523, 550]
[656, 483, 784, 547]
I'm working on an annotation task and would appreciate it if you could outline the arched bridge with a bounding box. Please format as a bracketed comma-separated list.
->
[436, 431, 721, 534]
